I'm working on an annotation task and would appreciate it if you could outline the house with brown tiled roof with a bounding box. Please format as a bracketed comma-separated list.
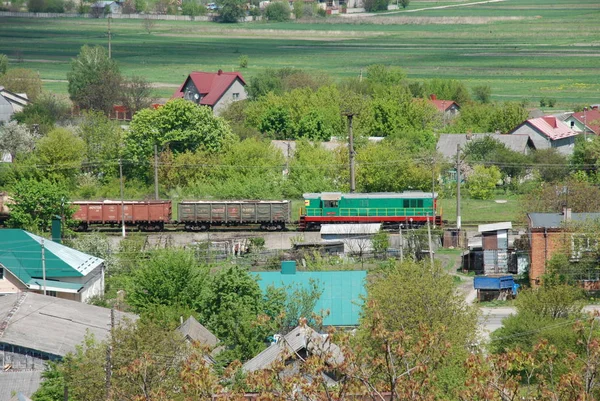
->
[172, 70, 246, 115]
[508, 116, 579, 155]
[564, 108, 600, 136]
[428, 94, 460, 116]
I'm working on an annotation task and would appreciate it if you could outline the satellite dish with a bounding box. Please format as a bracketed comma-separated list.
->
[194, 93, 199, 100]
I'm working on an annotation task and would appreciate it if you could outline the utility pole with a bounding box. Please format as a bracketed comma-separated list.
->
[41, 238, 46, 296]
[285, 141, 291, 177]
[108, 16, 112, 59]
[343, 113, 356, 193]
[154, 144, 159, 200]
[431, 156, 436, 228]
[456, 144, 461, 231]
[105, 308, 114, 400]
[427, 213, 434, 269]
[399, 224, 404, 263]
[584, 107, 588, 141]
[119, 159, 126, 237]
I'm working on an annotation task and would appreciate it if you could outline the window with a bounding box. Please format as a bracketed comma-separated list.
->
[403, 199, 424, 209]
[571, 234, 597, 261]
[0, 267, 3, 279]
[232, 93, 240, 100]
[47, 291, 57, 297]
[324, 200, 339, 208]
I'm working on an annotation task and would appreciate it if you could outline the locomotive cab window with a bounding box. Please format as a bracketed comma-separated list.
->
[324, 200, 339, 208]
[403, 199, 424, 208]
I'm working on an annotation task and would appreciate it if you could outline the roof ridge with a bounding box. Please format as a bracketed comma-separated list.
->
[0, 293, 27, 338]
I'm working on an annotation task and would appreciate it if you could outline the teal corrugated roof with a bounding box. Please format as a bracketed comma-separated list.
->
[253, 270, 367, 326]
[0, 229, 103, 285]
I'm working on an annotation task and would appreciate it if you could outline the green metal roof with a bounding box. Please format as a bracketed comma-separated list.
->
[0, 229, 103, 287]
[253, 270, 366, 326]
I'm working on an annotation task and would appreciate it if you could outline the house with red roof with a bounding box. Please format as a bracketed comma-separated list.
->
[172, 70, 247, 115]
[508, 116, 578, 155]
[564, 108, 600, 136]
[428, 94, 460, 116]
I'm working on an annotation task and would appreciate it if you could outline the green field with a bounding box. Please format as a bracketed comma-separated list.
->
[439, 194, 524, 225]
[0, 0, 599, 103]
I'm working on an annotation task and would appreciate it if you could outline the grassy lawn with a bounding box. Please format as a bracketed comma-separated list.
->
[0, 0, 598, 104]
[439, 193, 524, 225]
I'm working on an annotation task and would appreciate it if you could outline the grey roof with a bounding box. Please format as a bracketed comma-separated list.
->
[0, 371, 41, 401]
[478, 222, 512, 233]
[320, 223, 381, 235]
[26, 231, 104, 277]
[304, 192, 437, 200]
[242, 325, 343, 373]
[177, 316, 220, 347]
[528, 213, 600, 229]
[0, 292, 136, 358]
[436, 133, 532, 160]
[0, 95, 13, 123]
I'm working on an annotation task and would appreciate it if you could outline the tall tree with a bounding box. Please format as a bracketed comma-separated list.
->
[0, 68, 42, 101]
[7, 179, 73, 232]
[119, 75, 155, 114]
[0, 121, 35, 161]
[34, 128, 85, 182]
[67, 45, 122, 114]
[77, 110, 122, 178]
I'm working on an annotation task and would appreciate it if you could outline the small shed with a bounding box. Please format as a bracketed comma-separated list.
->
[478, 222, 512, 275]
[320, 223, 381, 254]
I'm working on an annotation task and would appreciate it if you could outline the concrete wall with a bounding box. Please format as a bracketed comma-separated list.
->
[57, 264, 105, 302]
[214, 79, 247, 115]
[0, 269, 26, 295]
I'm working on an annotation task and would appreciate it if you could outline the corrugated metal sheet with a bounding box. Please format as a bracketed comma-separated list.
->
[478, 222, 512, 232]
[253, 270, 366, 327]
[0, 371, 41, 401]
[528, 212, 600, 229]
[320, 224, 381, 235]
[303, 192, 437, 200]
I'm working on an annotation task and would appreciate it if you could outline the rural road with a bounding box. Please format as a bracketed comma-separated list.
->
[478, 305, 600, 341]
[340, 0, 506, 17]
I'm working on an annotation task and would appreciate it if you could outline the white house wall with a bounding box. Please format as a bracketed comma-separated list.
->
[57, 264, 105, 302]
[213, 80, 247, 115]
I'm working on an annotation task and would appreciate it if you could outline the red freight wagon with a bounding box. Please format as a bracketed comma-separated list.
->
[72, 200, 172, 231]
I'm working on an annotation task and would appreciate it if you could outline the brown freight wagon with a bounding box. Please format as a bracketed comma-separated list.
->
[72, 200, 172, 231]
[177, 200, 291, 231]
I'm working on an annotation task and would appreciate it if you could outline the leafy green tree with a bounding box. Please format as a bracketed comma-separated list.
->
[356, 140, 433, 192]
[258, 106, 293, 139]
[0, 121, 35, 162]
[361, 259, 479, 394]
[127, 249, 210, 314]
[182, 0, 206, 16]
[34, 128, 85, 182]
[0, 68, 42, 101]
[284, 140, 337, 198]
[263, 279, 323, 334]
[472, 84, 492, 103]
[217, 0, 246, 22]
[466, 165, 501, 200]
[294, 110, 332, 140]
[78, 110, 122, 178]
[7, 179, 73, 232]
[530, 148, 569, 182]
[125, 98, 234, 179]
[424, 78, 471, 105]
[0, 54, 7, 76]
[61, 334, 105, 401]
[31, 362, 64, 401]
[362, 0, 388, 12]
[366, 64, 406, 88]
[521, 178, 600, 213]
[13, 92, 71, 136]
[292, 0, 303, 18]
[67, 45, 122, 113]
[265, 1, 290, 21]
[119, 75, 155, 114]
[489, 101, 528, 134]
[399, 0, 409, 8]
[202, 265, 267, 362]
[463, 136, 528, 180]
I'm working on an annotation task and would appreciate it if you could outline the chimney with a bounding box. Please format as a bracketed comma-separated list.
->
[429, 94, 437, 101]
[51, 216, 62, 244]
[217, 69, 223, 75]
[562, 207, 572, 222]
[281, 260, 297, 275]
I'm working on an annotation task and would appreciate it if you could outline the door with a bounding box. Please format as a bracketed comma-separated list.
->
[322, 199, 339, 216]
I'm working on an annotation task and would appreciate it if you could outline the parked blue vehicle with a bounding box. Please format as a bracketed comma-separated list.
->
[474, 275, 518, 301]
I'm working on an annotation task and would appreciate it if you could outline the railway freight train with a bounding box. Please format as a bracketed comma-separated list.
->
[0, 191, 442, 231]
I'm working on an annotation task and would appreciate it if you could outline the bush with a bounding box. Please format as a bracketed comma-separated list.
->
[472, 85, 491, 103]
[292, 0, 303, 18]
[238, 54, 248, 68]
[316, 6, 326, 17]
[363, 0, 387, 12]
[467, 165, 501, 200]
[264, 1, 290, 21]
[28, 0, 46, 12]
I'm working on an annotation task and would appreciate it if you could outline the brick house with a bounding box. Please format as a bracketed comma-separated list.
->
[172, 70, 247, 115]
[509, 116, 578, 156]
[527, 211, 600, 286]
